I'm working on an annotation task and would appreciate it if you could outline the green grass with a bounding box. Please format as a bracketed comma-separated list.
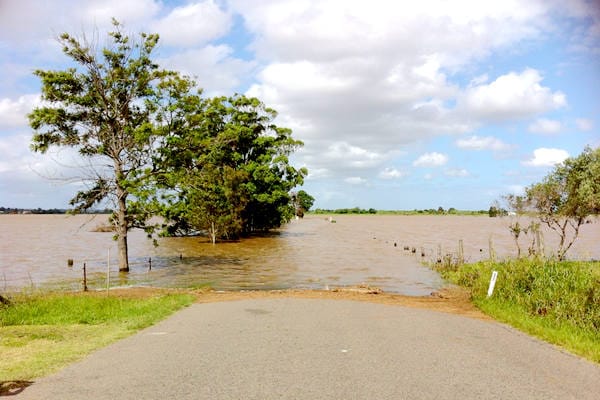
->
[0, 290, 195, 382]
[435, 258, 600, 363]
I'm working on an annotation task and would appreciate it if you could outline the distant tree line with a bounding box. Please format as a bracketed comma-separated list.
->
[313, 207, 378, 214]
[0, 207, 112, 214]
[312, 207, 488, 215]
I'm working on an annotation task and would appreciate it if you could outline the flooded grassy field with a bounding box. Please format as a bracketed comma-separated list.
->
[1, 214, 598, 295]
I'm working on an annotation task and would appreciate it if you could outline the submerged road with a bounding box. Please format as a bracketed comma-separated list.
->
[14, 299, 600, 399]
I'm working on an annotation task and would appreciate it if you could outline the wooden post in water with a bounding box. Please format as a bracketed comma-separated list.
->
[437, 244, 442, 263]
[148, 257, 152, 271]
[458, 240, 464, 265]
[489, 235, 496, 262]
[82, 262, 88, 292]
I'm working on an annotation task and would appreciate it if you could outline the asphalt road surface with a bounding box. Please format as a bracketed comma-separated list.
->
[13, 299, 600, 399]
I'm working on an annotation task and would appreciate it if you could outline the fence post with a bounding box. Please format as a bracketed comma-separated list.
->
[489, 235, 496, 262]
[458, 239, 464, 264]
[82, 262, 88, 292]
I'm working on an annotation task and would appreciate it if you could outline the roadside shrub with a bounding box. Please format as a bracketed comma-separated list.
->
[444, 259, 600, 331]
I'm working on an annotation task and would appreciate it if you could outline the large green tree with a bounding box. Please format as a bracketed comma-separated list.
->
[29, 20, 182, 271]
[158, 94, 307, 242]
[525, 146, 600, 260]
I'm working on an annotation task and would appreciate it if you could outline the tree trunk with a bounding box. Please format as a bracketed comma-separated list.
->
[117, 194, 129, 271]
[115, 164, 130, 272]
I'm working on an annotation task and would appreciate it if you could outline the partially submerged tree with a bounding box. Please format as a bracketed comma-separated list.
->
[29, 20, 181, 271]
[157, 94, 308, 242]
[291, 190, 315, 217]
[524, 146, 600, 260]
[504, 194, 538, 258]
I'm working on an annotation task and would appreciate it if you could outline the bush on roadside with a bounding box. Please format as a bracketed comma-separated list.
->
[441, 259, 600, 331]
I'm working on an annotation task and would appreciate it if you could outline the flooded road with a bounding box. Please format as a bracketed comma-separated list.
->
[1, 214, 598, 295]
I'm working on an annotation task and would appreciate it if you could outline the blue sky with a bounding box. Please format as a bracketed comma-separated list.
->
[0, 0, 599, 210]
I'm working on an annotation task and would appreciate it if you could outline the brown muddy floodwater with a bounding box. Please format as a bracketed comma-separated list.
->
[1, 214, 599, 295]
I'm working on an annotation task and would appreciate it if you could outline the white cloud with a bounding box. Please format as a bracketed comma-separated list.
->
[461, 69, 566, 121]
[0, 0, 161, 44]
[575, 118, 594, 131]
[231, 0, 550, 64]
[528, 118, 562, 134]
[523, 148, 569, 167]
[257, 61, 358, 94]
[302, 142, 388, 175]
[379, 168, 408, 179]
[159, 45, 256, 95]
[0, 94, 40, 129]
[413, 152, 448, 167]
[232, 0, 566, 183]
[82, 0, 161, 26]
[455, 135, 511, 151]
[344, 176, 367, 185]
[444, 168, 470, 177]
[151, 1, 231, 47]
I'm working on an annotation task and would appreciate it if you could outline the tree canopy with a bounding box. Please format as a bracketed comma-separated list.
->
[156, 94, 307, 243]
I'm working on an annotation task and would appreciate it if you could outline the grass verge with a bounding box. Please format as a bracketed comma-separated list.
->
[434, 258, 600, 363]
[0, 289, 195, 385]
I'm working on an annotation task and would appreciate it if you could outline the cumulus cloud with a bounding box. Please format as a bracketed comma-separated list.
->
[413, 152, 448, 167]
[231, 0, 550, 64]
[81, 0, 161, 26]
[0, 0, 161, 44]
[379, 168, 408, 179]
[158, 45, 256, 95]
[0, 94, 40, 129]
[528, 118, 562, 134]
[298, 142, 390, 180]
[461, 69, 566, 121]
[455, 135, 511, 151]
[575, 118, 594, 131]
[151, 0, 231, 47]
[523, 148, 569, 167]
[232, 0, 567, 182]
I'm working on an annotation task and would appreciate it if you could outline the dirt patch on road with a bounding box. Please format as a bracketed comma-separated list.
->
[94, 285, 487, 320]
[192, 286, 489, 320]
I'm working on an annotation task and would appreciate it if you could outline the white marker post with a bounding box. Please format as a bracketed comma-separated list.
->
[487, 270, 498, 298]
